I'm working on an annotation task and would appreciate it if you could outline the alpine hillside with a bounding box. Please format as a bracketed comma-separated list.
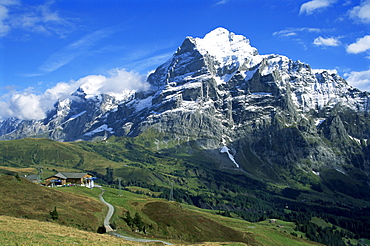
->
[1, 27, 370, 180]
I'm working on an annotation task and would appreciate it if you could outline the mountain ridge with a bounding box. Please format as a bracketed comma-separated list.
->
[1, 27, 370, 178]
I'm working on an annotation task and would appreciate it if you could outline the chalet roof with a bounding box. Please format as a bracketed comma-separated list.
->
[62, 172, 89, 179]
[25, 174, 38, 180]
[54, 172, 67, 179]
[47, 172, 90, 180]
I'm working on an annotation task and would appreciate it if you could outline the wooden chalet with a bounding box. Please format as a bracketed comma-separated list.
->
[45, 172, 93, 187]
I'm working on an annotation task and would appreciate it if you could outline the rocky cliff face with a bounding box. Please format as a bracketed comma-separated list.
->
[1, 27, 370, 178]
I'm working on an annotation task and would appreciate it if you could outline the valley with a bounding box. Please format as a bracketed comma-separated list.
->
[1, 27, 370, 245]
[0, 136, 369, 245]
[0, 173, 322, 245]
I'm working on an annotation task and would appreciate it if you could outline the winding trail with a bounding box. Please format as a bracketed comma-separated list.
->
[98, 187, 173, 245]
[98, 188, 115, 232]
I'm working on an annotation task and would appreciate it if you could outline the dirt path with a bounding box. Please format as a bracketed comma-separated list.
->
[98, 188, 114, 232]
[98, 187, 173, 245]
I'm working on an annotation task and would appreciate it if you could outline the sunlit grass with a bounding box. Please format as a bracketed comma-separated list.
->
[0, 215, 142, 246]
[61, 185, 322, 246]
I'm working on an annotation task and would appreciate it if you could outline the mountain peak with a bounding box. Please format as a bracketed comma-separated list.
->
[149, 27, 261, 88]
[194, 27, 259, 64]
[201, 27, 232, 41]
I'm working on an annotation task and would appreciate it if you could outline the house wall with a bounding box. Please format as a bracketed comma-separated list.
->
[45, 174, 93, 186]
[66, 178, 83, 184]
[66, 175, 92, 185]
[45, 177, 66, 186]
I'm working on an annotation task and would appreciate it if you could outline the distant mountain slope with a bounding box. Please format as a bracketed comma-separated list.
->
[1, 27, 370, 199]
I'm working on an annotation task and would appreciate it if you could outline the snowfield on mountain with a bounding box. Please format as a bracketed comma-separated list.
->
[1, 27, 370, 178]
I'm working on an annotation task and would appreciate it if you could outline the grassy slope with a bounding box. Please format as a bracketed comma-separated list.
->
[0, 175, 105, 231]
[0, 137, 198, 189]
[0, 173, 322, 245]
[0, 215, 145, 246]
[0, 138, 119, 176]
[0, 137, 366, 244]
[62, 186, 322, 246]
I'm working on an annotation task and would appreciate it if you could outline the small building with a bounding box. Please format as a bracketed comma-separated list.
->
[45, 172, 93, 187]
[25, 174, 39, 183]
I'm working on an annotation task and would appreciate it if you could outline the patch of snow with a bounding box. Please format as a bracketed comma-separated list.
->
[260, 55, 290, 76]
[315, 118, 326, 126]
[213, 76, 226, 85]
[134, 96, 153, 112]
[251, 92, 272, 96]
[58, 111, 86, 126]
[190, 27, 262, 84]
[312, 69, 337, 75]
[108, 90, 135, 102]
[220, 146, 240, 168]
[161, 81, 202, 94]
[245, 105, 260, 111]
[244, 68, 258, 80]
[194, 28, 258, 69]
[335, 168, 346, 175]
[210, 72, 236, 85]
[312, 170, 320, 176]
[58, 98, 72, 108]
[69, 111, 86, 120]
[180, 100, 199, 109]
[348, 135, 364, 145]
[84, 124, 114, 136]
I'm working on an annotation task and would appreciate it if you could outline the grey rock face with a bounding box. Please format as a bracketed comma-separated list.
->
[1, 27, 369, 178]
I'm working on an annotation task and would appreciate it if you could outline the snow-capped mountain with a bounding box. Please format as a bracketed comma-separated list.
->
[1, 27, 370, 176]
[0, 85, 135, 141]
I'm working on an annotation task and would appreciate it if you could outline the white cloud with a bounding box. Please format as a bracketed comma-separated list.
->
[0, 6, 10, 36]
[349, 0, 370, 24]
[346, 35, 370, 54]
[0, 81, 80, 120]
[38, 27, 116, 74]
[123, 52, 173, 73]
[102, 69, 149, 92]
[273, 30, 297, 37]
[313, 36, 341, 46]
[273, 27, 324, 37]
[0, 0, 18, 37]
[77, 69, 149, 99]
[9, 93, 46, 120]
[0, 69, 150, 120]
[214, 0, 229, 6]
[43, 80, 82, 101]
[299, 0, 336, 15]
[0, 0, 72, 38]
[344, 70, 370, 91]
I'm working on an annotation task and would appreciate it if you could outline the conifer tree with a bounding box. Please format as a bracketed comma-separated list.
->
[133, 212, 144, 232]
[124, 211, 134, 229]
[50, 206, 58, 220]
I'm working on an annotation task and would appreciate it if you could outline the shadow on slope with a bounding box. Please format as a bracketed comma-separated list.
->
[141, 201, 257, 245]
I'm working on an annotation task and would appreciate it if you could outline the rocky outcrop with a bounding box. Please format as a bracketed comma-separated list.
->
[1, 27, 370, 179]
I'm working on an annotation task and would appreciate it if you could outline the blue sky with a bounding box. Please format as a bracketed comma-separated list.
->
[0, 0, 369, 120]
